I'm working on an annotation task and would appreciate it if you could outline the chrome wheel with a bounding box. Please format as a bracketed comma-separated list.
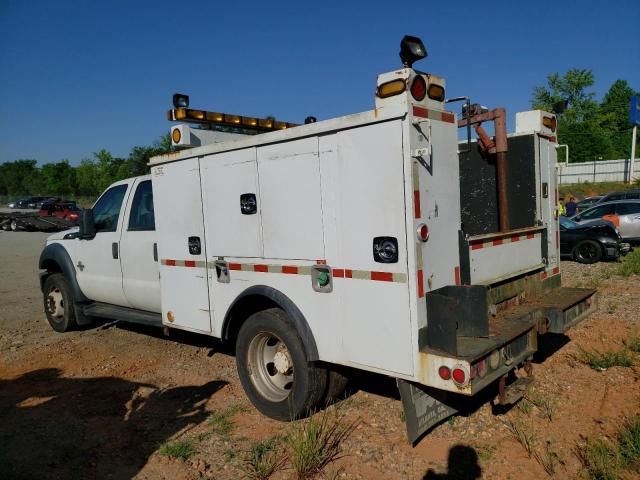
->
[46, 287, 65, 319]
[247, 332, 294, 402]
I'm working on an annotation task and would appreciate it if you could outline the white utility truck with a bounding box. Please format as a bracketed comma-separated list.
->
[39, 36, 596, 443]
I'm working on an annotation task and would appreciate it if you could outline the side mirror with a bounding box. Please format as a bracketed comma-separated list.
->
[79, 209, 96, 240]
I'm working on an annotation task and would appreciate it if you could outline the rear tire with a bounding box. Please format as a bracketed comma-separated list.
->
[321, 368, 350, 406]
[43, 273, 78, 332]
[236, 308, 327, 421]
[573, 240, 603, 264]
[10, 219, 18, 231]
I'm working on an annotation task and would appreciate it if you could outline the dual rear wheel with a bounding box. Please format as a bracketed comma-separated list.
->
[235, 308, 348, 420]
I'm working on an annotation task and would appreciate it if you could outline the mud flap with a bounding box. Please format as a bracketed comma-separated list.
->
[397, 379, 458, 445]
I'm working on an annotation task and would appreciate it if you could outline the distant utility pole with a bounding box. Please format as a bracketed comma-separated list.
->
[632, 125, 637, 183]
[630, 96, 639, 183]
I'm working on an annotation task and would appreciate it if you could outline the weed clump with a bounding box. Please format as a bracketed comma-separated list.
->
[577, 347, 634, 370]
[158, 439, 195, 459]
[577, 415, 640, 480]
[240, 436, 287, 480]
[286, 410, 358, 479]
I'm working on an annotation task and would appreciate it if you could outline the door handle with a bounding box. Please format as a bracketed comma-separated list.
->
[153, 243, 158, 262]
[112, 242, 119, 259]
[188, 236, 201, 255]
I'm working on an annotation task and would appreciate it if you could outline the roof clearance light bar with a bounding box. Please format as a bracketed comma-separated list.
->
[167, 107, 299, 131]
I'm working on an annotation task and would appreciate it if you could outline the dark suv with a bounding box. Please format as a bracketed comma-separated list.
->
[597, 189, 640, 204]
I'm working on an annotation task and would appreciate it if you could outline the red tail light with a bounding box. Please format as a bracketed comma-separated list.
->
[438, 366, 451, 380]
[410, 75, 427, 101]
[417, 223, 429, 242]
[452, 367, 467, 386]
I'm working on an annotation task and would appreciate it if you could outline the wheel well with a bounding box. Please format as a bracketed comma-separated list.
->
[222, 286, 319, 361]
[224, 294, 280, 347]
[41, 259, 62, 274]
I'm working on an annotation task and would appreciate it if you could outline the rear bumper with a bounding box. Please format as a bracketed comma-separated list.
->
[419, 286, 596, 396]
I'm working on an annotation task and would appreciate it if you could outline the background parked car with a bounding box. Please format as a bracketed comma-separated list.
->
[7, 196, 40, 209]
[7, 198, 28, 208]
[570, 200, 640, 244]
[576, 196, 603, 211]
[559, 217, 629, 264]
[596, 189, 640, 204]
[38, 201, 80, 222]
[27, 196, 50, 208]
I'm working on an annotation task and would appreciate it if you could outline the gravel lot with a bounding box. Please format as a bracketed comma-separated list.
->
[0, 230, 638, 479]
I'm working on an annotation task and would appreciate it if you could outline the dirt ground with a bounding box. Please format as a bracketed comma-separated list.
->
[1, 230, 639, 480]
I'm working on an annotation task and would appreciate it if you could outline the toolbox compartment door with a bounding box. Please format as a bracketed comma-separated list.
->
[152, 158, 212, 333]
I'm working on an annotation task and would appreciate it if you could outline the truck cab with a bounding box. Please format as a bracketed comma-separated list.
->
[40, 175, 161, 332]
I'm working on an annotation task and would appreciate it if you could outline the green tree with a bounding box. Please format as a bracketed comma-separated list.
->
[532, 69, 614, 162]
[0, 159, 39, 195]
[600, 80, 639, 159]
[40, 160, 76, 196]
[74, 159, 99, 196]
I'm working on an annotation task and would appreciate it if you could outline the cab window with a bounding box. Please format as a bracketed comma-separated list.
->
[616, 203, 640, 215]
[128, 180, 155, 231]
[577, 204, 615, 221]
[92, 184, 128, 232]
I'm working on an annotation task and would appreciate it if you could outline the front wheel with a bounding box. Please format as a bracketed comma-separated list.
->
[236, 308, 327, 421]
[573, 240, 603, 264]
[43, 273, 78, 332]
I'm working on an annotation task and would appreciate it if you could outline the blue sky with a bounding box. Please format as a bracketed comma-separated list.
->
[1, 0, 638, 165]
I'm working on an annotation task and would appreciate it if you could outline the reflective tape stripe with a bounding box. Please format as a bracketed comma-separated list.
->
[412, 106, 456, 124]
[469, 232, 542, 250]
[161, 259, 407, 283]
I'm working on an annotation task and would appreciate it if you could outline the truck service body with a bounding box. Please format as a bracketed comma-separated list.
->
[39, 37, 596, 442]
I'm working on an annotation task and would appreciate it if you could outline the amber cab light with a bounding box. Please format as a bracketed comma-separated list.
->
[427, 83, 445, 102]
[543, 115, 557, 132]
[377, 79, 406, 99]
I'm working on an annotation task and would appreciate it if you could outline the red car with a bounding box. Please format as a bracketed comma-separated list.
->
[38, 201, 80, 222]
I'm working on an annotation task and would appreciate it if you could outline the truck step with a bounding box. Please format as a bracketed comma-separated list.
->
[83, 302, 163, 327]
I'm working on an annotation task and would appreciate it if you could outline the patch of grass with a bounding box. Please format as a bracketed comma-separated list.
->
[532, 441, 563, 476]
[207, 403, 249, 436]
[577, 415, 640, 480]
[158, 439, 196, 459]
[505, 418, 536, 456]
[517, 398, 533, 415]
[624, 336, 640, 354]
[476, 444, 496, 462]
[619, 249, 640, 277]
[525, 391, 556, 422]
[617, 416, 640, 471]
[577, 347, 634, 370]
[286, 410, 358, 479]
[559, 181, 637, 200]
[240, 436, 287, 480]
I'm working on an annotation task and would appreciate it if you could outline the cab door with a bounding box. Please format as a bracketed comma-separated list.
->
[119, 177, 161, 313]
[74, 181, 132, 306]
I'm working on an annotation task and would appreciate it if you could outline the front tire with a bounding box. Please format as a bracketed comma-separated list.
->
[573, 240, 603, 264]
[43, 273, 78, 332]
[236, 308, 327, 421]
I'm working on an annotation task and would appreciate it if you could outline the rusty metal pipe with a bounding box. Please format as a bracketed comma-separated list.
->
[458, 107, 510, 232]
